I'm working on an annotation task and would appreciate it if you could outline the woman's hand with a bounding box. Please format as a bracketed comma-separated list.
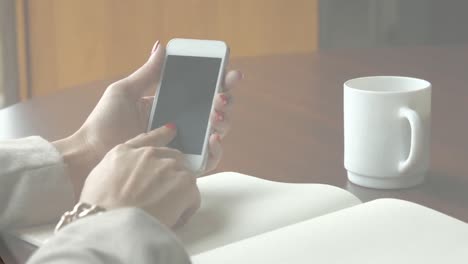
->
[79, 126, 200, 228]
[53, 41, 242, 196]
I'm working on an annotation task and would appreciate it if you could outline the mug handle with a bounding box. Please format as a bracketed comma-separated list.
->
[398, 107, 424, 174]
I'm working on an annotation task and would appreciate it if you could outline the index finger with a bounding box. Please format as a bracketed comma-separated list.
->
[126, 123, 177, 148]
[223, 70, 243, 91]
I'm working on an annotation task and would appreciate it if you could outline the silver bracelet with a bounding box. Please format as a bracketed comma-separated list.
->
[55, 202, 106, 233]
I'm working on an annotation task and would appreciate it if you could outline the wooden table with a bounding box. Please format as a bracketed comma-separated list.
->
[1, 45, 468, 223]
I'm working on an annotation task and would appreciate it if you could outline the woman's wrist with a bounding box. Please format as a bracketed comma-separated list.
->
[52, 132, 100, 199]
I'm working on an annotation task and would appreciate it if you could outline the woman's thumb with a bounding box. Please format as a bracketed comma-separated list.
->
[125, 41, 166, 95]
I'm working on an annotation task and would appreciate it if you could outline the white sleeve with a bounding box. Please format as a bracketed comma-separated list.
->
[27, 208, 190, 264]
[0, 136, 75, 230]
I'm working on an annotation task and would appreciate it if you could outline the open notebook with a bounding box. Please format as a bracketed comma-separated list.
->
[2, 172, 468, 263]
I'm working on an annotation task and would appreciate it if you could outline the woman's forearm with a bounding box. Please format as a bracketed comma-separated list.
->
[0, 137, 74, 229]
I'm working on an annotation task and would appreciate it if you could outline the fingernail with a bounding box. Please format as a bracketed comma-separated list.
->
[216, 112, 224, 122]
[216, 134, 222, 142]
[220, 94, 229, 105]
[151, 40, 160, 54]
[165, 123, 176, 129]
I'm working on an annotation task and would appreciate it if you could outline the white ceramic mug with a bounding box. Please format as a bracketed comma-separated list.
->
[344, 76, 431, 189]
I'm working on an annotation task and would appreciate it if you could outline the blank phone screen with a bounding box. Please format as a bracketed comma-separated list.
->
[149, 55, 222, 154]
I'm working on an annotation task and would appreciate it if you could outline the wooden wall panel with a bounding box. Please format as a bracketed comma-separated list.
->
[14, 0, 28, 100]
[24, 0, 318, 97]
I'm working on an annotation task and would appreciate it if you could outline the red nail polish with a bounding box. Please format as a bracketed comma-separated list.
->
[165, 123, 176, 129]
[220, 94, 229, 105]
[151, 41, 160, 54]
[216, 112, 224, 121]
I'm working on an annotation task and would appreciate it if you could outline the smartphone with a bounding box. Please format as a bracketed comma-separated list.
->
[147, 38, 229, 172]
